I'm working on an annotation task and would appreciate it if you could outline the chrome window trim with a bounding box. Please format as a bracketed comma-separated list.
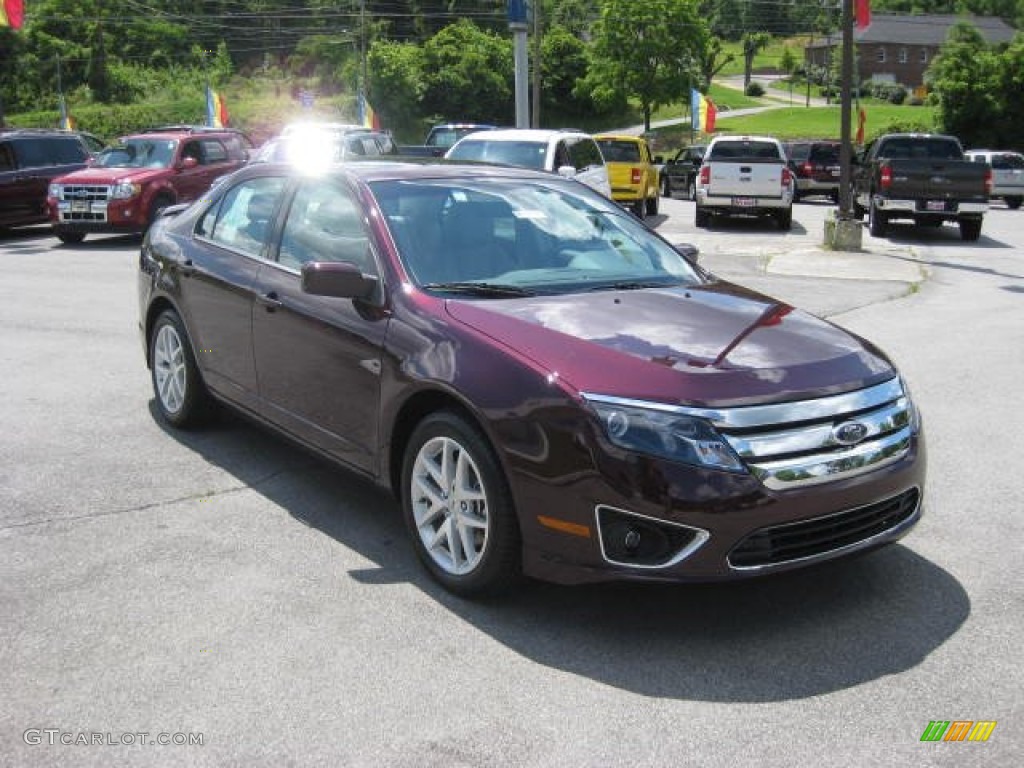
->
[582, 377, 903, 429]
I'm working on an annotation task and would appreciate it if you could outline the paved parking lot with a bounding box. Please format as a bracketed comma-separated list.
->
[2, 199, 1021, 767]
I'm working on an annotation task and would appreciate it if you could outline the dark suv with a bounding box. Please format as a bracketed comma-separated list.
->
[1, 130, 94, 232]
[785, 140, 841, 202]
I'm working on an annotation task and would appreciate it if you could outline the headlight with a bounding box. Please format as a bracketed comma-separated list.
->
[48, 183, 62, 198]
[899, 375, 922, 433]
[588, 399, 746, 472]
[110, 181, 141, 199]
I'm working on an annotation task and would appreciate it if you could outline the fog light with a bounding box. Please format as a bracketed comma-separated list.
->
[624, 528, 641, 552]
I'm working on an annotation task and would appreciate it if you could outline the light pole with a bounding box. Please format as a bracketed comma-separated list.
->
[509, 0, 529, 128]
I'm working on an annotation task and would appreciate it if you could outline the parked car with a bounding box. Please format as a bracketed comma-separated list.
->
[445, 128, 612, 198]
[594, 133, 660, 219]
[784, 140, 841, 202]
[47, 126, 252, 243]
[251, 128, 397, 165]
[398, 123, 498, 157]
[965, 149, 1023, 210]
[852, 133, 989, 240]
[695, 135, 795, 229]
[1, 129, 95, 233]
[139, 160, 925, 596]
[657, 144, 706, 200]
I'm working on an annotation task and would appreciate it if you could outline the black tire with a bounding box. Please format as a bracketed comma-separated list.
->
[868, 199, 888, 237]
[401, 411, 521, 597]
[1005, 196, 1022, 210]
[631, 199, 646, 220]
[660, 175, 672, 198]
[147, 195, 174, 232]
[852, 189, 865, 219]
[56, 231, 86, 245]
[959, 218, 982, 242]
[695, 206, 710, 228]
[149, 309, 212, 429]
[645, 190, 659, 216]
[687, 179, 696, 202]
[775, 208, 793, 231]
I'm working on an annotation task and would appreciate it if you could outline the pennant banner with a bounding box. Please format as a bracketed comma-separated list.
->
[691, 89, 717, 134]
[1, 0, 25, 29]
[206, 86, 229, 128]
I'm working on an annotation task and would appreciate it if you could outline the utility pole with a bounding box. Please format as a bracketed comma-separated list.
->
[838, 0, 854, 219]
[531, 1, 541, 128]
[509, 1, 529, 128]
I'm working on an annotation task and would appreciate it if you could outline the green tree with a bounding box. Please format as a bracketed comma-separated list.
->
[540, 24, 594, 120]
[588, 0, 708, 131]
[367, 40, 426, 141]
[420, 20, 514, 125]
[741, 31, 771, 90]
[927, 22, 1001, 147]
[697, 36, 735, 90]
[994, 34, 1024, 150]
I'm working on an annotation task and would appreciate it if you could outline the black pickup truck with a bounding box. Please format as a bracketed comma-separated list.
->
[397, 123, 497, 157]
[852, 133, 990, 241]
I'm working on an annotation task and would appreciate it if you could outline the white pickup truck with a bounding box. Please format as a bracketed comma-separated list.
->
[694, 135, 795, 230]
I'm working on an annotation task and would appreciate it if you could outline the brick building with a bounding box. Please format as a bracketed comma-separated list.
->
[804, 13, 1018, 89]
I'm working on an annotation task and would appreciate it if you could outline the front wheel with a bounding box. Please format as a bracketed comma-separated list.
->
[149, 309, 212, 429]
[687, 180, 696, 202]
[1005, 196, 1022, 210]
[402, 412, 521, 597]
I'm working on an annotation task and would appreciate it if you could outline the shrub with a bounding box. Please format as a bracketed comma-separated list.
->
[745, 81, 765, 97]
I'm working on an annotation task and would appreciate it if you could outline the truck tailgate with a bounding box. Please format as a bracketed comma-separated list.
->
[888, 159, 989, 200]
[707, 161, 784, 198]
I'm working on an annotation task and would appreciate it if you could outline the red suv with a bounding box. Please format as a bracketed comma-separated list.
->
[47, 126, 251, 243]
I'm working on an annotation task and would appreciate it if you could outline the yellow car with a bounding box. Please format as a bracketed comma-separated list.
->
[595, 134, 660, 219]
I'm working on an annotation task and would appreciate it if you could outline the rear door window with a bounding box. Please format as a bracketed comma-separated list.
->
[205, 176, 288, 258]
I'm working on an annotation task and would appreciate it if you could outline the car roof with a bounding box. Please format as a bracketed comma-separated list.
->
[228, 158, 568, 186]
[455, 128, 587, 143]
[594, 134, 644, 142]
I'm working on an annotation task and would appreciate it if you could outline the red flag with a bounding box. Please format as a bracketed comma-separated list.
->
[856, 107, 866, 144]
[705, 99, 717, 133]
[855, 0, 870, 30]
[1, 0, 26, 29]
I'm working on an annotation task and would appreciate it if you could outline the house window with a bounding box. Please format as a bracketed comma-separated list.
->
[899, 48, 908, 64]
[876, 47, 886, 63]
[920, 48, 929, 63]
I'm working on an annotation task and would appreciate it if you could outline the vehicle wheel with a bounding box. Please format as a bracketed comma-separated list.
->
[57, 231, 86, 245]
[147, 195, 174, 232]
[695, 206, 710, 228]
[1005, 196, 1022, 210]
[868, 199, 888, 237]
[646, 191, 659, 216]
[959, 218, 982, 242]
[687, 180, 696, 202]
[149, 309, 212, 429]
[775, 208, 793, 231]
[402, 411, 521, 597]
[792, 190, 802, 203]
[631, 199, 646, 220]
[830, 191, 840, 204]
[660, 176, 672, 198]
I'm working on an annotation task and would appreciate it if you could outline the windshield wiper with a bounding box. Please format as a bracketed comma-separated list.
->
[421, 281, 536, 297]
[586, 280, 674, 292]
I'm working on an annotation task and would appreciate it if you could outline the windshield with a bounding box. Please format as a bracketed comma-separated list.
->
[96, 139, 177, 169]
[371, 177, 702, 295]
[446, 140, 548, 170]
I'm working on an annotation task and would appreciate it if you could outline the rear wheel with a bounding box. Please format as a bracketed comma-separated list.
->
[851, 188, 865, 218]
[149, 309, 212, 429]
[660, 175, 672, 198]
[695, 206, 710, 228]
[631, 199, 646, 219]
[56, 231, 86, 245]
[645, 190, 659, 216]
[775, 208, 792, 231]
[868, 199, 888, 237]
[402, 411, 521, 597]
[959, 218, 982, 242]
[1005, 196, 1022, 210]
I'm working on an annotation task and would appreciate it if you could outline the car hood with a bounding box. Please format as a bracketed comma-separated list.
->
[54, 166, 170, 185]
[445, 281, 895, 408]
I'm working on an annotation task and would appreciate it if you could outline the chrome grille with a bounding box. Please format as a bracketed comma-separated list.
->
[57, 185, 110, 223]
[57, 184, 110, 202]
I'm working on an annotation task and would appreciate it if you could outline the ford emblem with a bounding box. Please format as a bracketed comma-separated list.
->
[834, 421, 869, 446]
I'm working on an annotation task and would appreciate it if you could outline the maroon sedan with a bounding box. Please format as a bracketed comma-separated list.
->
[138, 161, 925, 596]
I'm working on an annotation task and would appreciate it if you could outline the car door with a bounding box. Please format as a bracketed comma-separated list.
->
[184, 173, 289, 411]
[252, 177, 388, 473]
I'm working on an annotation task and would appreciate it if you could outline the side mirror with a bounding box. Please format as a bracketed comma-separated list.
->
[670, 241, 700, 263]
[556, 165, 577, 179]
[301, 261, 378, 301]
[179, 156, 199, 170]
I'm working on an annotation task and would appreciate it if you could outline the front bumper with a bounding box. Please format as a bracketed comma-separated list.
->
[49, 197, 148, 233]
